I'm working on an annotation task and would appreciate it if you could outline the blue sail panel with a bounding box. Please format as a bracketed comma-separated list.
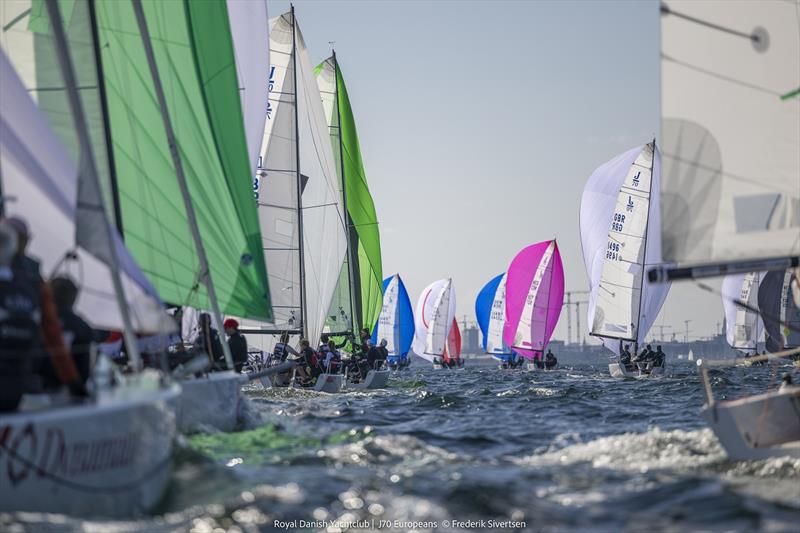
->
[475, 274, 503, 351]
[373, 274, 415, 362]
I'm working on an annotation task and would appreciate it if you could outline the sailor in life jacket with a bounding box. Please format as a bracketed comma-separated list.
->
[272, 331, 299, 363]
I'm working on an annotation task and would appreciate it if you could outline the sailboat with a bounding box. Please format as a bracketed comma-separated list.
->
[0, 0, 179, 515]
[503, 240, 565, 370]
[580, 141, 671, 378]
[373, 274, 415, 370]
[316, 52, 387, 390]
[721, 272, 764, 360]
[475, 273, 517, 368]
[412, 279, 460, 369]
[250, 8, 349, 393]
[655, 0, 800, 459]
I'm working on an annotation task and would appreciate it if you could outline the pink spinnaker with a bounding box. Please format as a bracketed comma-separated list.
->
[503, 240, 565, 359]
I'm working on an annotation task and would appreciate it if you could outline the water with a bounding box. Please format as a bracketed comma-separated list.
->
[3, 360, 799, 532]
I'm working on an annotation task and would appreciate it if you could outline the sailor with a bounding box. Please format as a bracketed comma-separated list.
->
[325, 339, 342, 373]
[273, 331, 299, 363]
[367, 338, 389, 371]
[48, 276, 96, 385]
[620, 344, 632, 366]
[635, 344, 653, 363]
[358, 328, 371, 355]
[653, 345, 666, 367]
[544, 349, 558, 370]
[0, 218, 84, 411]
[196, 312, 224, 366]
[318, 333, 333, 367]
[223, 318, 248, 372]
[294, 339, 316, 383]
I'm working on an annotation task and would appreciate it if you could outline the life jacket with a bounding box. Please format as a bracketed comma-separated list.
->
[273, 342, 288, 361]
[0, 269, 41, 355]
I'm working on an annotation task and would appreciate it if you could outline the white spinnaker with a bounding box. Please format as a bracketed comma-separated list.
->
[513, 241, 556, 351]
[721, 272, 764, 353]
[486, 273, 509, 354]
[413, 279, 456, 362]
[661, 1, 800, 265]
[426, 279, 453, 355]
[581, 142, 670, 351]
[294, 16, 348, 346]
[0, 50, 169, 333]
[227, 0, 269, 177]
[376, 274, 400, 355]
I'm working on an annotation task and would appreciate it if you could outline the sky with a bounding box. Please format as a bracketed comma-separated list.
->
[270, 0, 725, 345]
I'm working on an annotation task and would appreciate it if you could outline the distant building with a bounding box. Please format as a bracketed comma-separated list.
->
[464, 326, 481, 354]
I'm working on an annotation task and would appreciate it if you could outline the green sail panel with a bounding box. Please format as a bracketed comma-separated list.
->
[316, 57, 383, 332]
[95, 0, 272, 320]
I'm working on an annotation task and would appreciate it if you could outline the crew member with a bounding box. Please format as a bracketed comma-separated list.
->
[224, 318, 248, 372]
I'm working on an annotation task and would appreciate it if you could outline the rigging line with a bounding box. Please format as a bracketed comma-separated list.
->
[662, 54, 782, 98]
[695, 281, 800, 334]
[660, 3, 760, 42]
[661, 151, 797, 191]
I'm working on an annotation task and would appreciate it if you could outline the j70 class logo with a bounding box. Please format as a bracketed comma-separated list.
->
[632, 171, 640, 187]
[266, 66, 276, 119]
[626, 196, 634, 212]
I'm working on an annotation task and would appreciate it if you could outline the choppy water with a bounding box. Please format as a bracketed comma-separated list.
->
[4, 360, 800, 532]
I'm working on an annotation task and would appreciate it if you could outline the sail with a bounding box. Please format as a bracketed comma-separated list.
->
[373, 274, 414, 358]
[257, 12, 348, 344]
[758, 270, 800, 352]
[412, 278, 457, 362]
[444, 319, 462, 363]
[504, 240, 564, 359]
[721, 272, 764, 353]
[52, 0, 273, 321]
[580, 142, 670, 350]
[475, 273, 512, 358]
[316, 56, 383, 332]
[0, 48, 168, 333]
[660, 1, 800, 268]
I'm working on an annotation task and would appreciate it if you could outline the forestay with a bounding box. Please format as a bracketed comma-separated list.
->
[721, 272, 763, 353]
[373, 274, 414, 358]
[660, 1, 800, 267]
[412, 279, 457, 362]
[580, 142, 670, 351]
[504, 240, 564, 358]
[475, 273, 512, 357]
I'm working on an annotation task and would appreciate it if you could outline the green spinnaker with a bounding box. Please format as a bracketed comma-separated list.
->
[316, 57, 383, 332]
[95, 0, 272, 320]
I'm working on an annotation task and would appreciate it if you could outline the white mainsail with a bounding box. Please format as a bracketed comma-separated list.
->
[486, 273, 509, 355]
[376, 274, 400, 355]
[413, 279, 456, 362]
[581, 142, 670, 350]
[660, 1, 800, 268]
[721, 272, 764, 353]
[256, 11, 348, 345]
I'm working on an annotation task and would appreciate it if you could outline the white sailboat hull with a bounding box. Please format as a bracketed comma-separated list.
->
[347, 370, 390, 390]
[314, 373, 344, 393]
[178, 371, 243, 433]
[0, 378, 180, 517]
[701, 387, 800, 460]
[608, 362, 665, 379]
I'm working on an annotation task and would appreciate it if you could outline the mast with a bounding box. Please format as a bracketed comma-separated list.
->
[541, 239, 556, 358]
[44, 0, 142, 369]
[333, 50, 361, 335]
[634, 139, 656, 350]
[87, 0, 124, 236]
[132, 0, 234, 370]
[291, 5, 308, 340]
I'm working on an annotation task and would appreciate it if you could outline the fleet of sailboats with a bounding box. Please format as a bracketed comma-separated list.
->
[1, 0, 798, 518]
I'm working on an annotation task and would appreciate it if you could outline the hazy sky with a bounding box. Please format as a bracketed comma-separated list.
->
[271, 0, 724, 344]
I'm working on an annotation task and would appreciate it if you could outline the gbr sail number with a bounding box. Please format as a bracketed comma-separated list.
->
[610, 213, 626, 232]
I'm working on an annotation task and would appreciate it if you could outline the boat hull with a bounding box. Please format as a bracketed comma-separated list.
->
[178, 371, 243, 433]
[348, 370, 390, 390]
[314, 374, 344, 393]
[701, 387, 800, 460]
[609, 362, 665, 379]
[0, 378, 180, 517]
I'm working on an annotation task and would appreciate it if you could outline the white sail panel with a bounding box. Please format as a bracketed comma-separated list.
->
[376, 274, 400, 355]
[227, 0, 269, 176]
[661, 1, 800, 266]
[581, 143, 670, 351]
[426, 278, 455, 355]
[721, 272, 763, 353]
[513, 241, 555, 350]
[413, 279, 456, 362]
[486, 273, 509, 354]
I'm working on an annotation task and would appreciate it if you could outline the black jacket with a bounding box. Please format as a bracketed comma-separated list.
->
[228, 332, 248, 372]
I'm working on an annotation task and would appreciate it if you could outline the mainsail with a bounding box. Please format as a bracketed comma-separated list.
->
[658, 1, 800, 278]
[372, 274, 414, 358]
[721, 272, 764, 354]
[412, 279, 457, 362]
[758, 270, 800, 352]
[580, 142, 670, 351]
[316, 54, 383, 333]
[475, 273, 512, 358]
[503, 240, 564, 359]
[256, 10, 348, 344]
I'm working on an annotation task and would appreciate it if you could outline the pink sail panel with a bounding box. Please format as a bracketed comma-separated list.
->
[503, 240, 565, 359]
[444, 319, 461, 362]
